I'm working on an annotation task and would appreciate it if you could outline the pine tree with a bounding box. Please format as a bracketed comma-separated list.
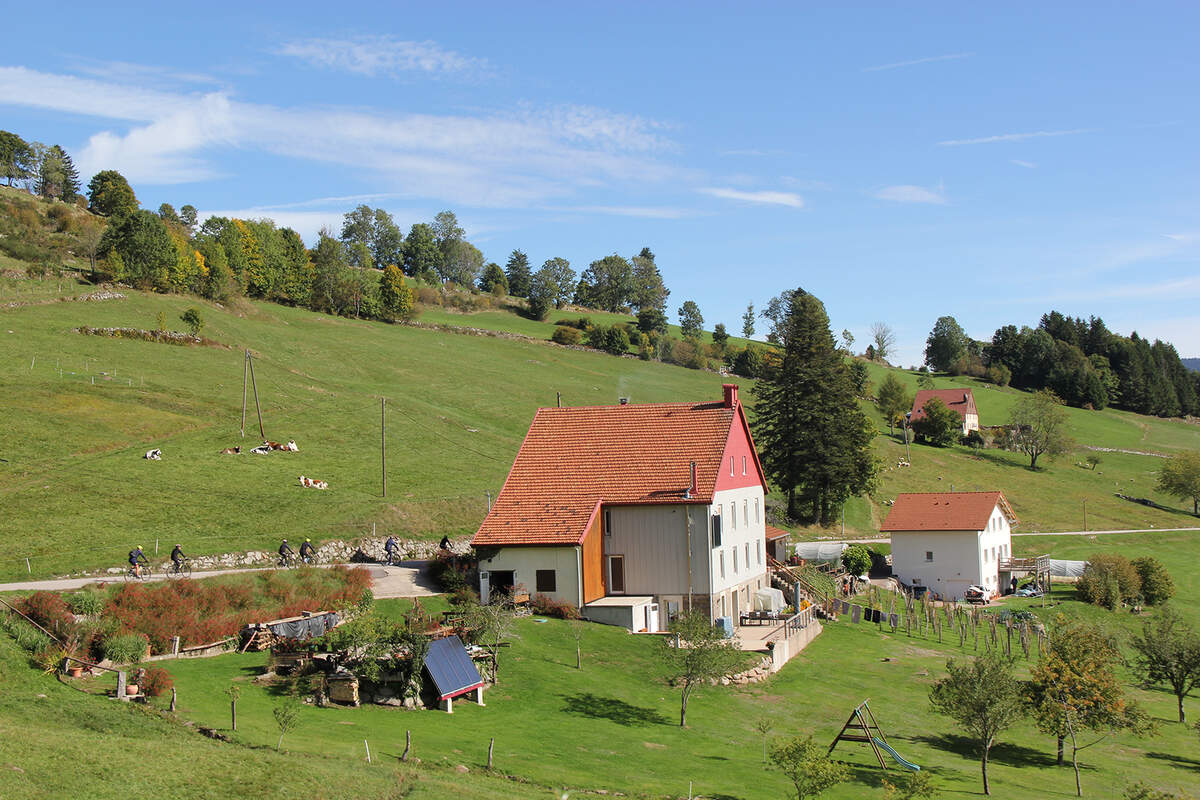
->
[504, 250, 532, 297]
[752, 288, 878, 523]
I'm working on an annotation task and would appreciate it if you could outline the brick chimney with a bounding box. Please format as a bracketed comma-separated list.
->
[722, 384, 739, 408]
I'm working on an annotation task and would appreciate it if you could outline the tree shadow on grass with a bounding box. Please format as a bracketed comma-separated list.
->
[913, 733, 1059, 769]
[560, 692, 669, 727]
[1146, 751, 1200, 771]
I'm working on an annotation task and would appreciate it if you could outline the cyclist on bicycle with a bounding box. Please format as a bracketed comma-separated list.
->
[299, 539, 316, 564]
[279, 538, 295, 565]
[129, 545, 148, 578]
[170, 543, 186, 573]
[384, 535, 399, 565]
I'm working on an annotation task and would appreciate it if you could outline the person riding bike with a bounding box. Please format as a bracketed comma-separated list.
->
[170, 544, 187, 573]
[279, 538, 296, 566]
[129, 545, 149, 578]
[384, 535, 399, 565]
[299, 539, 316, 564]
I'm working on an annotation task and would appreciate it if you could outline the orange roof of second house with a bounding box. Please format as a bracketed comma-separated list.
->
[472, 387, 764, 547]
[880, 491, 1018, 532]
[909, 388, 978, 422]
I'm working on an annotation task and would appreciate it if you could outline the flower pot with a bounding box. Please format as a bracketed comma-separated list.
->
[67, 666, 84, 678]
[126, 685, 139, 696]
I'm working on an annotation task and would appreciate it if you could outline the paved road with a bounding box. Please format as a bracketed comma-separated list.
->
[0, 560, 438, 598]
[816, 527, 1200, 545]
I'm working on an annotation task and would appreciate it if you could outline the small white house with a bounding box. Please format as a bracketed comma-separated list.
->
[882, 491, 1017, 601]
[909, 389, 980, 436]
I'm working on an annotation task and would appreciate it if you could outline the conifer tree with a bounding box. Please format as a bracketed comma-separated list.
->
[504, 250, 532, 298]
[752, 288, 878, 523]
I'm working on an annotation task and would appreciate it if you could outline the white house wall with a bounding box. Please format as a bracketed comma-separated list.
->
[710, 486, 768, 595]
[480, 546, 581, 606]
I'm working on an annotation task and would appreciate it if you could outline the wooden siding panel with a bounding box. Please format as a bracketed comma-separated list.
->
[582, 512, 605, 603]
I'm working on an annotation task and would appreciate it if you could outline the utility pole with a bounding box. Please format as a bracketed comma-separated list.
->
[381, 398, 387, 498]
[246, 351, 264, 439]
[240, 351, 249, 438]
[902, 413, 912, 463]
[1082, 498, 1087, 532]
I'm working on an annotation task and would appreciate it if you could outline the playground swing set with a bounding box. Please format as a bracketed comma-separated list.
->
[827, 699, 920, 772]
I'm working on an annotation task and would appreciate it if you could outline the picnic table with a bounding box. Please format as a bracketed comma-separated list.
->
[739, 610, 779, 626]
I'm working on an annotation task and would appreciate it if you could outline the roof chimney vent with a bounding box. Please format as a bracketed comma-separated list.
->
[686, 460, 696, 499]
[722, 384, 738, 409]
[619, 397, 630, 405]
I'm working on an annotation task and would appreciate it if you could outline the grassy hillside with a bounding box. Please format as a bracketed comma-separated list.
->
[0, 275, 740, 581]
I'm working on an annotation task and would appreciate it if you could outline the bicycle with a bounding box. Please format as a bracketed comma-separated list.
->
[277, 553, 298, 569]
[123, 563, 154, 582]
[166, 558, 193, 579]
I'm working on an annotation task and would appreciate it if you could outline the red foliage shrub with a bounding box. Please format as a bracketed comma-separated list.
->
[16, 591, 75, 638]
[141, 666, 174, 698]
[103, 567, 372, 652]
[530, 593, 581, 620]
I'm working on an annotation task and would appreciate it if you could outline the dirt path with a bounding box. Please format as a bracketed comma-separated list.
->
[0, 560, 438, 598]
[817, 527, 1200, 544]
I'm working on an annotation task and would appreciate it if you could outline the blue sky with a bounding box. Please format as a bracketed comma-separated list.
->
[2, 2, 1197, 364]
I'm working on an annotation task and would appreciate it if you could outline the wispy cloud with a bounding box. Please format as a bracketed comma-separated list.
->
[70, 59, 221, 88]
[1164, 232, 1200, 244]
[1010, 159, 1037, 169]
[720, 148, 774, 157]
[862, 52, 973, 72]
[938, 129, 1092, 146]
[0, 66, 679, 203]
[558, 205, 699, 219]
[873, 184, 946, 205]
[275, 36, 489, 78]
[696, 187, 804, 208]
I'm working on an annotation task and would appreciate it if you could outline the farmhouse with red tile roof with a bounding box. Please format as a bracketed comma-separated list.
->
[881, 491, 1018, 601]
[472, 385, 769, 631]
[909, 388, 980, 436]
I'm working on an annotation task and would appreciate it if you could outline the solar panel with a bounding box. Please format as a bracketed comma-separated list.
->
[424, 635, 484, 700]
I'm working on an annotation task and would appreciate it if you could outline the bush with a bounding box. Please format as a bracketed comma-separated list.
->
[554, 317, 592, 330]
[551, 325, 582, 346]
[16, 591, 75, 638]
[842, 545, 872, 576]
[1132, 556, 1175, 605]
[65, 591, 105, 617]
[141, 665, 174, 697]
[1077, 553, 1142, 609]
[102, 632, 150, 664]
[530, 594, 582, 619]
[986, 364, 1012, 386]
[963, 429, 986, 449]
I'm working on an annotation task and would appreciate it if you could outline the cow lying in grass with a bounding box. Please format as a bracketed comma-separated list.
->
[265, 440, 298, 452]
[298, 475, 328, 490]
[144, 448, 162, 460]
[220, 446, 241, 454]
[250, 445, 271, 454]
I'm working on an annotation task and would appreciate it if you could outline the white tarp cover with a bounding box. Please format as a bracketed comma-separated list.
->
[793, 542, 848, 563]
[754, 587, 786, 613]
[1050, 559, 1087, 578]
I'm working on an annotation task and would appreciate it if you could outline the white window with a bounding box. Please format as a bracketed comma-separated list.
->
[755, 498, 760, 523]
[719, 551, 725, 578]
[733, 547, 739, 573]
[745, 542, 750, 567]
[743, 499, 748, 526]
[742, 455, 747, 475]
[730, 456, 735, 476]
[756, 540, 762, 565]
[730, 503, 737, 530]
[925, 551, 934, 562]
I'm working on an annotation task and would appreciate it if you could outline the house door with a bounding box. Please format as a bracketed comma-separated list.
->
[646, 603, 659, 632]
[489, 570, 515, 599]
[608, 556, 625, 594]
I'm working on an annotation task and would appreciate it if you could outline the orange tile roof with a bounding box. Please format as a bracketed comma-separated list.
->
[472, 400, 756, 547]
[765, 525, 791, 541]
[880, 491, 1018, 532]
[909, 389, 978, 422]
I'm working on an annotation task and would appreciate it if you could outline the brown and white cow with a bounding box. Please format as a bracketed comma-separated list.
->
[220, 446, 242, 455]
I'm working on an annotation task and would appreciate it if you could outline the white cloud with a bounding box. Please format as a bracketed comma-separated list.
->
[198, 209, 345, 243]
[0, 66, 680, 203]
[696, 187, 804, 208]
[1164, 232, 1200, 244]
[873, 184, 946, 204]
[938, 129, 1092, 146]
[862, 53, 974, 72]
[70, 59, 221, 88]
[275, 36, 488, 78]
[1010, 159, 1037, 169]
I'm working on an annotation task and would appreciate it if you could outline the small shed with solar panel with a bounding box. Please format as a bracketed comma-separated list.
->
[423, 634, 485, 713]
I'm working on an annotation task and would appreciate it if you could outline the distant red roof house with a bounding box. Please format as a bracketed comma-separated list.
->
[909, 388, 980, 435]
[880, 491, 1018, 532]
[471, 385, 773, 625]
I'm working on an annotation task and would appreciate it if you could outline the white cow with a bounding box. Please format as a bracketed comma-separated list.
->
[250, 445, 271, 455]
[144, 448, 162, 460]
